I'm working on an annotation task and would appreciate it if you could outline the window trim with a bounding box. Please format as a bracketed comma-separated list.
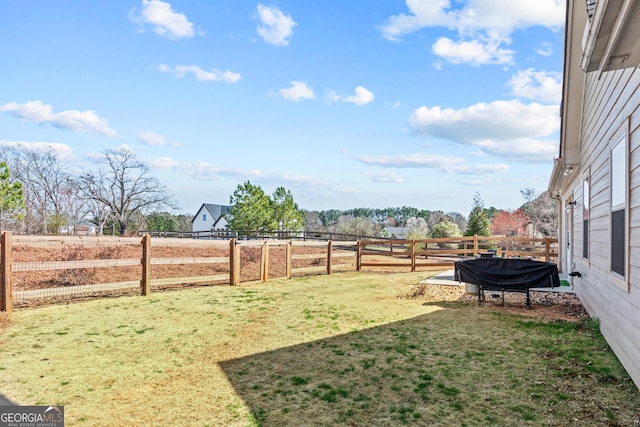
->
[608, 122, 629, 292]
[582, 169, 590, 263]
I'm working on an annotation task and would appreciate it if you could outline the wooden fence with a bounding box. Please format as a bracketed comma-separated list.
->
[358, 235, 557, 269]
[140, 229, 380, 241]
[0, 232, 557, 312]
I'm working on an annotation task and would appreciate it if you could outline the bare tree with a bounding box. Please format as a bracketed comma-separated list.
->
[335, 215, 381, 238]
[448, 211, 468, 234]
[520, 188, 558, 237]
[58, 178, 90, 235]
[78, 147, 178, 235]
[5, 145, 70, 234]
[427, 210, 450, 229]
[84, 196, 112, 235]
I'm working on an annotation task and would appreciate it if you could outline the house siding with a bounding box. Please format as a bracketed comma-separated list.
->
[191, 205, 213, 233]
[191, 204, 231, 233]
[568, 68, 640, 388]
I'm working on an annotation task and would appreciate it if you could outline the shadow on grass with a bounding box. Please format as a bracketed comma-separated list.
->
[219, 304, 639, 426]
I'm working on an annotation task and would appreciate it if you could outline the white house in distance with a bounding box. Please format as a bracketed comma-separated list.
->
[191, 203, 231, 233]
[58, 220, 98, 236]
[549, 0, 640, 388]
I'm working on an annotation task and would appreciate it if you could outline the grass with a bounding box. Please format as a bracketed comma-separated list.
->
[0, 271, 639, 426]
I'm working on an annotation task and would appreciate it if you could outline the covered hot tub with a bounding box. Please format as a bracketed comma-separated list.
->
[454, 257, 560, 307]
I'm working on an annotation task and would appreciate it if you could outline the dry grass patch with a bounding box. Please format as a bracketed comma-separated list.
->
[0, 271, 638, 426]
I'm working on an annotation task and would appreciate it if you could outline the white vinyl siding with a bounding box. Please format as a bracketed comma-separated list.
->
[568, 67, 640, 389]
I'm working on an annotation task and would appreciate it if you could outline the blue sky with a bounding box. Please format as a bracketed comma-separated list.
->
[0, 0, 565, 215]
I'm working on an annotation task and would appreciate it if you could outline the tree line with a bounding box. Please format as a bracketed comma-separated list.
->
[226, 182, 557, 239]
[303, 190, 557, 239]
[0, 144, 557, 238]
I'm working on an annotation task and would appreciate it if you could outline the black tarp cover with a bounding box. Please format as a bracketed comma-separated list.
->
[455, 257, 560, 289]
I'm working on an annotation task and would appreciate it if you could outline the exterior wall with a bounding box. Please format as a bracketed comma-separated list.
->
[191, 206, 214, 233]
[213, 217, 229, 230]
[191, 205, 230, 232]
[567, 67, 640, 388]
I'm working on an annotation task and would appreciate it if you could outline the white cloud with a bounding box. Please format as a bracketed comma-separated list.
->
[343, 86, 375, 106]
[380, 0, 565, 65]
[137, 131, 180, 146]
[508, 68, 562, 103]
[144, 156, 182, 169]
[357, 153, 508, 175]
[0, 140, 76, 160]
[278, 81, 315, 101]
[473, 137, 558, 160]
[380, 0, 565, 41]
[325, 90, 342, 103]
[0, 100, 118, 138]
[147, 157, 263, 181]
[432, 36, 515, 66]
[443, 163, 510, 174]
[358, 153, 460, 168]
[270, 173, 326, 186]
[129, 0, 196, 40]
[155, 158, 327, 188]
[158, 64, 241, 83]
[363, 171, 404, 183]
[256, 4, 297, 46]
[326, 86, 375, 106]
[535, 42, 553, 56]
[408, 99, 559, 162]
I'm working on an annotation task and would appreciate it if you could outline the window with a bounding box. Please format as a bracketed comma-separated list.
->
[203, 214, 207, 222]
[583, 177, 590, 259]
[610, 136, 627, 278]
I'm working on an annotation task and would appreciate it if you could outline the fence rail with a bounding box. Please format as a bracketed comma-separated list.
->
[140, 229, 382, 241]
[0, 232, 557, 312]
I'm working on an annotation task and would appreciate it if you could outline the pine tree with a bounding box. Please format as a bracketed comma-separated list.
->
[465, 192, 491, 236]
[226, 181, 275, 233]
[0, 161, 25, 230]
[272, 186, 305, 232]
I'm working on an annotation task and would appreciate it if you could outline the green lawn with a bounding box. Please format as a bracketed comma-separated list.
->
[0, 271, 638, 426]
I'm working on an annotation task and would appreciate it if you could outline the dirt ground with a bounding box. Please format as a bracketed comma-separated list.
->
[402, 282, 589, 322]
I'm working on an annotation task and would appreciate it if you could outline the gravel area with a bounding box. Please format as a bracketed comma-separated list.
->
[402, 283, 589, 322]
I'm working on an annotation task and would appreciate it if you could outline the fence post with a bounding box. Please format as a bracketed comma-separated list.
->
[473, 235, 479, 256]
[545, 238, 551, 262]
[1, 232, 12, 313]
[141, 234, 151, 296]
[229, 238, 240, 285]
[286, 240, 292, 279]
[411, 240, 417, 272]
[327, 240, 333, 275]
[261, 241, 269, 282]
[356, 240, 362, 271]
[425, 239, 429, 261]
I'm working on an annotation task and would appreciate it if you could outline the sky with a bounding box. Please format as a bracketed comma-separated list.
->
[0, 0, 566, 216]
